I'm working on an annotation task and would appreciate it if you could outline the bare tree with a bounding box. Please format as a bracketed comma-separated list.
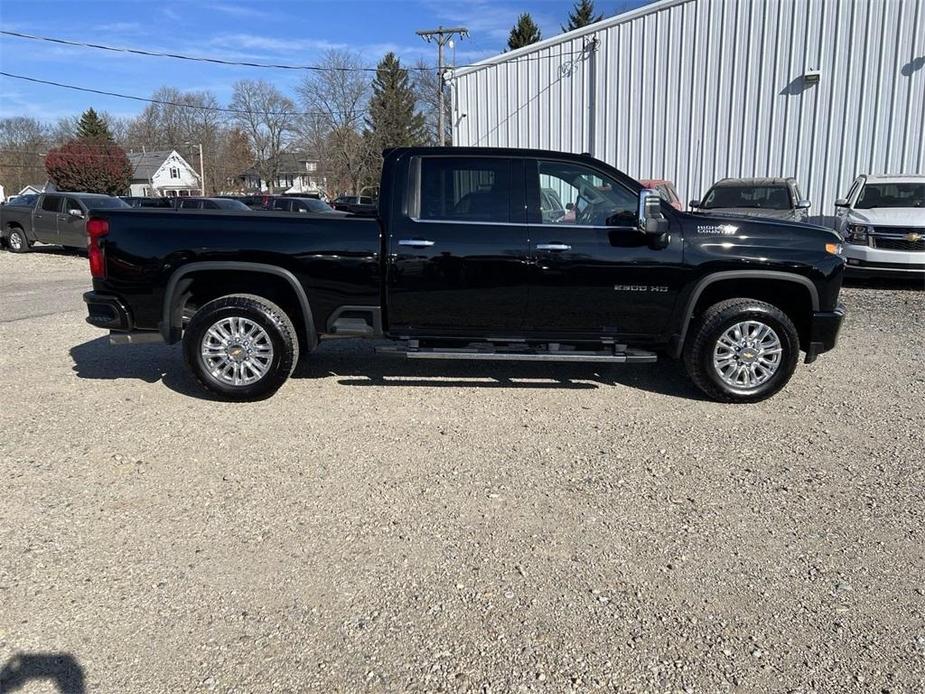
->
[297, 49, 371, 195]
[230, 80, 295, 194]
[0, 117, 51, 194]
[412, 58, 451, 146]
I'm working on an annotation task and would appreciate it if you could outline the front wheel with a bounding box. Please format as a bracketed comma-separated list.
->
[183, 294, 299, 401]
[6, 228, 30, 253]
[683, 298, 800, 403]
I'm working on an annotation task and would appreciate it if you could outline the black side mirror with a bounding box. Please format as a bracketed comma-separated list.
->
[834, 198, 849, 208]
[638, 190, 669, 246]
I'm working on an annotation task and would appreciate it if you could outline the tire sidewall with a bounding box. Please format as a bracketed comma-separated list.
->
[695, 305, 799, 401]
[184, 300, 294, 400]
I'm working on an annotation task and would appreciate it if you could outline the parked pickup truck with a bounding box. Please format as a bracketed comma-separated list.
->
[82, 147, 846, 403]
[2, 192, 128, 252]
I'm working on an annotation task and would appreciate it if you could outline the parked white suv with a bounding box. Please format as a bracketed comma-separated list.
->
[834, 175, 925, 277]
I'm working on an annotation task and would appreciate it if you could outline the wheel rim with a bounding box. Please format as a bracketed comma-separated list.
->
[712, 320, 783, 390]
[9, 232, 22, 250]
[199, 316, 274, 386]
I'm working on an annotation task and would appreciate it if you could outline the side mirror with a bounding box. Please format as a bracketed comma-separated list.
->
[68, 208, 84, 218]
[688, 199, 700, 209]
[638, 189, 669, 239]
[834, 198, 849, 208]
[796, 199, 812, 209]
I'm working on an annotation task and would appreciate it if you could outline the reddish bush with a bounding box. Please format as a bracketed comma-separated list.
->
[45, 140, 133, 195]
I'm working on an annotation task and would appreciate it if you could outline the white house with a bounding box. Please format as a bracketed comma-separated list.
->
[237, 153, 326, 195]
[127, 150, 201, 197]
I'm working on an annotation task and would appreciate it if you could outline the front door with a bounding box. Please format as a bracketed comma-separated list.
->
[60, 197, 87, 247]
[524, 158, 684, 341]
[33, 194, 63, 244]
[386, 155, 530, 336]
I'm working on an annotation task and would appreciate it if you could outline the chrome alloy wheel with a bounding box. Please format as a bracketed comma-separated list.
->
[200, 316, 274, 386]
[712, 320, 783, 390]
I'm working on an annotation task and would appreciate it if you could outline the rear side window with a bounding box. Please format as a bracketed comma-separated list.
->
[178, 199, 201, 209]
[65, 197, 84, 213]
[415, 157, 512, 223]
[272, 199, 291, 211]
[41, 195, 63, 212]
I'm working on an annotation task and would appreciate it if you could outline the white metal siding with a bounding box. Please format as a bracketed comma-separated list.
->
[451, 0, 925, 224]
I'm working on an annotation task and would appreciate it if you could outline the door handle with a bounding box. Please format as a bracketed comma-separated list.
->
[536, 243, 572, 252]
[398, 239, 435, 248]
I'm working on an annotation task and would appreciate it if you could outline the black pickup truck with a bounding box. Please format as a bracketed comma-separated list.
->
[82, 147, 845, 402]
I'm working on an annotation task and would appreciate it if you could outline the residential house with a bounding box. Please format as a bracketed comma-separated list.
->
[237, 153, 326, 195]
[128, 150, 201, 197]
[17, 182, 56, 196]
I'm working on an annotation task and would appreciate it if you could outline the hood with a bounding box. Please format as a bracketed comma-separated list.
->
[697, 207, 797, 221]
[847, 207, 925, 227]
[685, 210, 840, 241]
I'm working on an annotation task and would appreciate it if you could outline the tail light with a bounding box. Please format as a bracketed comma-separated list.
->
[86, 217, 109, 278]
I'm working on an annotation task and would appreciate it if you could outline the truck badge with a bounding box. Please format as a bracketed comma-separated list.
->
[696, 224, 738, 235]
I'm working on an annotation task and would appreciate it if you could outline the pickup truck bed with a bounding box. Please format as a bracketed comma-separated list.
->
[81, 146, 845, 403]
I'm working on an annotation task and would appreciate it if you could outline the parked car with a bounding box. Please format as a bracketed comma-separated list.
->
[173, 197, 252, 211]
[2, 194, 39, 208]
[1, 192, 128, 252]
[331, 194, 377, 215]
[265, 197, 342, 214]
[690, 178, 811, 222]
[639, 179, 683, 210]
[834, 174, 925, 277]
[82, 146, 845, 404]
[120, 196, 174, 209]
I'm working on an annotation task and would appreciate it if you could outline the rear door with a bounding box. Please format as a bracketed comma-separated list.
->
[524, 158, 684, 340]
[32, 194, 63, 243]
[386, 154, 530, 335]
[60, 197, 87, 247]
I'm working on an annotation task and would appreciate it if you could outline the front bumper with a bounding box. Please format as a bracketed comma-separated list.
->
[843, 243, 925, 276]
[804, 305, 846, 363]
[83, 291, 132, 331]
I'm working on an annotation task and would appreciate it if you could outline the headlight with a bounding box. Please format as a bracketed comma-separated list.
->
[825, 242, 843, 255]
[845, 224, 870, 245]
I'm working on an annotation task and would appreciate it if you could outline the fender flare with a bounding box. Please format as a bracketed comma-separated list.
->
[671, 270, 819, 357]
[160, 261, 317, 349]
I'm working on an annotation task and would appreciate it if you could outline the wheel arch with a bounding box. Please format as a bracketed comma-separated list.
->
[672, 271, 818, 358]
[161, 261, 317, 351]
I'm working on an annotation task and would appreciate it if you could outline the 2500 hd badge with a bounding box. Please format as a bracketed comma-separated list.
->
[614, 285, 669, 292]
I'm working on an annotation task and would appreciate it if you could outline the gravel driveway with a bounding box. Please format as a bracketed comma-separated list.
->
[0, 249, 922, 693]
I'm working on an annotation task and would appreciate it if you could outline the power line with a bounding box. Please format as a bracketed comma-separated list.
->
[0, 71, 366, 117]
[0, 29, 588, 73]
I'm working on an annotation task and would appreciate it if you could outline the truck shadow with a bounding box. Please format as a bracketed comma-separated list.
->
[0, 651, 85, 693]
[69, 336, 706, 400]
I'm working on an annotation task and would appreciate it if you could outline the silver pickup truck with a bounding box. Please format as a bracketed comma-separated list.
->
[1, 192, 128, 253]
[834, 175, 925, 278]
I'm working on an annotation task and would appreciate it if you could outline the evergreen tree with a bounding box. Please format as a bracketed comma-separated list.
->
[507, 13, 542, 50]
[75, 108, 113, 141]
[366, 52, 425, 150]
[562, 0, 603, 32]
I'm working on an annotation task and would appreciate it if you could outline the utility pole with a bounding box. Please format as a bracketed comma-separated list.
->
[416, 26, 468, 146]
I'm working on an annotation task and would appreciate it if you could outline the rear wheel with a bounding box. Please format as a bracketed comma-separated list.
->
[683, 298, 799, 403]
[6, 228, 30, 253]
[183, 294, 299, 401]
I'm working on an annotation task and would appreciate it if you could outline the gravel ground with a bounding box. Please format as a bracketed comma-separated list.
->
[0, 249, 923, 693]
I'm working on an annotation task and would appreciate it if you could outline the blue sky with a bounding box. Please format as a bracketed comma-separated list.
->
[0, 0, 649, 121]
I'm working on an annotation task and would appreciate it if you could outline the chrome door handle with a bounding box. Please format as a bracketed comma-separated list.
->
[398, 239, 435, 248]
[536, 243, 571, 252]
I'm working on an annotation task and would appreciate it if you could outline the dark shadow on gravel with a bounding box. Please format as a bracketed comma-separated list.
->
[294, 339, 708, 399]
[0, 652, 85, 693]
[69, 336, 707, 401]
[25, 245, 86, 258]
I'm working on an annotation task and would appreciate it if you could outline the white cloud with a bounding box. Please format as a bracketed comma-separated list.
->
[207, 3, 269, 19]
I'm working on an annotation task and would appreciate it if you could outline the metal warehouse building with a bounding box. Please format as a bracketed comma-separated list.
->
[449, 0, 925, 224]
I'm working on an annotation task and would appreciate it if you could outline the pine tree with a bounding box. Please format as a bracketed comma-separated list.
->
[366, 52, 426, 150]
[75, 108, 113, 141]
[562, 0, 603, 32]
[507, 13, 542, 50]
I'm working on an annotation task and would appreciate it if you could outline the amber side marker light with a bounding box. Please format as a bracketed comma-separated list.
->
[825, 243, 842, 255]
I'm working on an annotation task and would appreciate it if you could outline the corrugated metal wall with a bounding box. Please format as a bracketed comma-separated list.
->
[451, 0, 925, 224]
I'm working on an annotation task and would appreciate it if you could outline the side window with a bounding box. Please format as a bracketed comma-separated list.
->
[203, 200, 218, 209]
[416, 156, 512, 223]
[272, 199, 289, 211]
[66, 197, 83, 213]
[535, 160, 637, 226]
[41, 195, 62, 212]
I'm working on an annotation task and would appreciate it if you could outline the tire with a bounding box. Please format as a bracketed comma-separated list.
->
[683, 298, 800, 403]
[183, 294, 299, 401]
[6, 228, 30, 253]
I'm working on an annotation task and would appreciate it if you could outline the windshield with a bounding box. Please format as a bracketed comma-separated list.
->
[6, 194, 37, 207]
[855, 182, 925, 209]
[702, 185, 792, 210]
[82, 197, 130, 209]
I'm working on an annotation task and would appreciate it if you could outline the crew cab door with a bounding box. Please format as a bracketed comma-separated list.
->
[524, 158, 684, 339]
[386, 154, 530, 335]
[33, 194, 63, 243]
[60, 197, 87, 247]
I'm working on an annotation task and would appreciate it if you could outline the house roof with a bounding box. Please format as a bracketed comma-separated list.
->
[450, 0, 685, 79]
[127, 149, 199, 181]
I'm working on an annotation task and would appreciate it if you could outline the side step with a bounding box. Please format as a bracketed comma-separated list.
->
[376, 342, 657, 364]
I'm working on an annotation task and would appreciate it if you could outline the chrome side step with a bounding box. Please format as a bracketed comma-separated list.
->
[376, 343, 657, 364]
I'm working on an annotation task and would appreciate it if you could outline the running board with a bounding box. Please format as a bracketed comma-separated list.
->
[376, 343, 657, 364]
